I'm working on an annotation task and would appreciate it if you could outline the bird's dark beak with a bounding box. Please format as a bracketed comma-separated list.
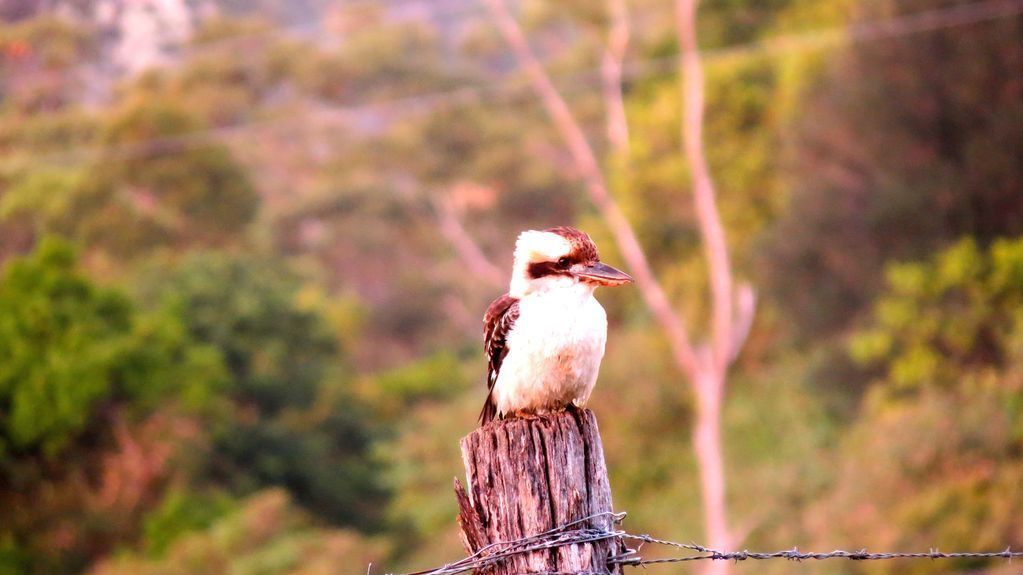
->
[574, 261, 633, 287]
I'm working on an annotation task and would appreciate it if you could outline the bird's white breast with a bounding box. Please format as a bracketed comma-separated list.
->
[494, 283, 608, 416]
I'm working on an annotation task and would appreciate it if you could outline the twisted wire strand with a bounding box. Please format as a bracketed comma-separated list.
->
[393, 512, 625, 575]
[381, 515, 1023, 575]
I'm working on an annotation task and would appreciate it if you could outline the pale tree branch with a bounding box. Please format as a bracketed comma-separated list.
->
[430, 194, 505, 290]
[482, 0, 700, 376]
[676, 0, 740, 570]
[677, 0, 735, 375]
[729, 283, 756, 363]
[601, 0, 631, 153]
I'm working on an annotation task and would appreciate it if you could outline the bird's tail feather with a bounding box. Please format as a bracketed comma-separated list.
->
[478, 393, 497, 425]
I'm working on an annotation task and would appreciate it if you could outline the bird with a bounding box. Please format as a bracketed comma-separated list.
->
[479, 226, 633, 424]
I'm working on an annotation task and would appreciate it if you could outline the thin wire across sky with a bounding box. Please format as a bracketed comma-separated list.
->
[5, 0, 1023, 171]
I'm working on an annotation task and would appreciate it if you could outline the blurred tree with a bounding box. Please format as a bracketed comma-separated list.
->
[0, 238, 130, 456]
[0, 238, 223, 456]
[139, 487, 237, 557]
[138, 251, 387, 531]
[850, 237, 1023, 397]
[89, 489, 389, 575]
[0, 15, 101, 263]
[0, 16, 95, 113]
[763, 0, 1023, 340]
[815, 237, 1023, 574]
[302, 19, 465, 104]
[370, 352, 473, 530]
[0, 238, 226, 574]
[0, 99, 258, 262]
[76, 99, 257, 257]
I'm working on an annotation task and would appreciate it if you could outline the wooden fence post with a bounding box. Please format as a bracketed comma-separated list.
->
[454, 408, 624, 574]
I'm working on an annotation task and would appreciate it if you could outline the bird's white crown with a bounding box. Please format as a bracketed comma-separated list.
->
[508, 230, 574, 297]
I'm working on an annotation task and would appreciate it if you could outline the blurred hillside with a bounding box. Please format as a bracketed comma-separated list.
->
[1, 1, 1022, 574]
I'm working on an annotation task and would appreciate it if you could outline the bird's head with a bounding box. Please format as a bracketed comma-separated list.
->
[508, 226, 633, 297]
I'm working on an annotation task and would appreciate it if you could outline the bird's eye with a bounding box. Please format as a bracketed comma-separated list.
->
[557, 257, 571, 269]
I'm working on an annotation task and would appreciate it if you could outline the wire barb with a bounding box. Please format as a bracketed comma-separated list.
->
[380, 512, 1023, 575]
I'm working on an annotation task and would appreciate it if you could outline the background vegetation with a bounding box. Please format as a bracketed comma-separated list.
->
[1, 0, 1021, 574]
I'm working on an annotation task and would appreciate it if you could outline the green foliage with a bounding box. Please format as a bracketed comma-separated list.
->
[697, 0, 805, 47]
[139, 252, 387, 530]
[372, 353, 475, 544]
[141, 489, 237, 557]
[816, 379, 1023, 575]
[0, 239, 228, 574]
[0, 101, 258, 260]
[0, 169, 81, 228]
[0, 109, 100, 171]
[91, 490, 389, 575]
[80, 100, 257, 255]
[0, 238, 225, 456]
[817, 237, 1023, 574]
[367, 351, 471, 418]
[143, 252, 336, 411]
[0, 238, 130, 455]
[115, 310, 227, 414]
[850, 237, 1023, 394]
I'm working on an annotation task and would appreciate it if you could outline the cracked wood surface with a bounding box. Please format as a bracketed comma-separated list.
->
[455, 409, 622, 574]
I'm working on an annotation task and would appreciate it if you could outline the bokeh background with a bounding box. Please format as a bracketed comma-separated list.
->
[2, 0, 1023, 574]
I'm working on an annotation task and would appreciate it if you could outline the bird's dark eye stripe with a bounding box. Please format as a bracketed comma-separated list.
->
[527, 260, 572, 279]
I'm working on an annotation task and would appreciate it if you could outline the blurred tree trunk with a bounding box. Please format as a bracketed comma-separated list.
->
[484, 0, 753, 570]
[430, 193, 505, 289]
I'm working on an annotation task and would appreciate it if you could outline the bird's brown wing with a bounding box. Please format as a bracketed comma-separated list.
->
[480, 293, 519, 424]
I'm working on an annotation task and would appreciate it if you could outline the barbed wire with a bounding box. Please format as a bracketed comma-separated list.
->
[378, 511, 1023, 575]
[389, 512, 626, 575]
[614, 533, 1023, 565]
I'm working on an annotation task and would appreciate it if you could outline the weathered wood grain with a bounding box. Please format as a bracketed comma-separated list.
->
[455, 408, 623, 574]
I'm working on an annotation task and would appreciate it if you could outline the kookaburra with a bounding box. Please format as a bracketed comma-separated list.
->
[480, 226, 633, 423]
